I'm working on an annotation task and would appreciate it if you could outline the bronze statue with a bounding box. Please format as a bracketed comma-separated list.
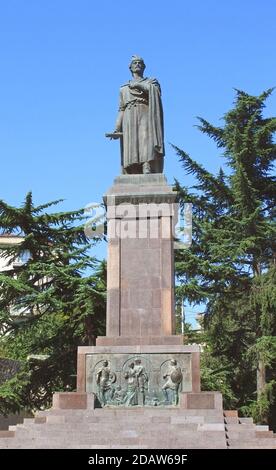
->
[124, 362, 139, 406]
[133, 358, 148, 405]
[95, 360, 116, 406]
[106, 56, 164, 174]
[162, 359, 183, 406]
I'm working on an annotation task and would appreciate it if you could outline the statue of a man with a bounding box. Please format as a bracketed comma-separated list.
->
[162, 359, 183, 406]
[134, 358, 148, 405]
[107, 56, 164, 174]
[95, 360, 116, 406]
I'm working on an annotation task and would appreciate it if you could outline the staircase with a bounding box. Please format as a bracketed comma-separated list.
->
[224, 411, 276, 449]
[0, 406, 275, 449]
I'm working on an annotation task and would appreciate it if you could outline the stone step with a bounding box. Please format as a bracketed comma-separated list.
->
[229, 442, 275, 450]
[12, 426, 226, 440]
[239, 417, 254, 424]
[224, 410, 238, 418]
[34, 416, 47, 424]
[224, 416, 254, 424]
[22, 418, 35, 425]
[224, 417, 239, 424]
[198, 423, 225, 431]
[10, 423, 226, 435]
[1, 434, 227, 449]
[11, 430, 198, 440]
[225, 423, 255, 432]
[36, 408, 224, 420]
[255, 430, 274, 438]
[0, 441, 227, 449]
[228, 438, 276, 449]
[92, 408, 224, 416]
[226, 430, 258, 439]
[8, 425, 17, 432]
[255, 425, 269, 431]
[0, 431, 15, 438]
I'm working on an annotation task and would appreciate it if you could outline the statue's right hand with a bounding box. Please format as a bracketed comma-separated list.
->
[105, 132, 122, 140]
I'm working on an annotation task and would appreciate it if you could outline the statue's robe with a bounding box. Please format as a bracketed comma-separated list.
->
[118, 77, 164, 173]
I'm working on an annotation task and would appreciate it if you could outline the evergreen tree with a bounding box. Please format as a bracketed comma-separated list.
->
[0, 193, 106, 412]
[174, 89, 276, 423]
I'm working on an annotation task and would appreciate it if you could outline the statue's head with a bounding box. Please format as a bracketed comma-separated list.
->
[129, 55, 146, 75]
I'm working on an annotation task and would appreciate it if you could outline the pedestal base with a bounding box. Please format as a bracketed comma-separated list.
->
[77, 344, 200, 408]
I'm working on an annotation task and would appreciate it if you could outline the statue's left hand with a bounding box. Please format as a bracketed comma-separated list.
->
[129, 82, 144, 91]
[128, 82, 137, 89]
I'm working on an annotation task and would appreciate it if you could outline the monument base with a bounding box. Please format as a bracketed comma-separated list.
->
[77, 344, 200, 408]
[52, 390, 222, 411]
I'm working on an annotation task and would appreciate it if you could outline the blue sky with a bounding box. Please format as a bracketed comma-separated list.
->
[1, 1, 275, 322]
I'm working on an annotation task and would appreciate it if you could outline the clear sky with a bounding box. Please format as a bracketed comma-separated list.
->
[0, 1, 275, 322]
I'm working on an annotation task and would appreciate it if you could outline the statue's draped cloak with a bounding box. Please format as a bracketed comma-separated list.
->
[119, 77, 164, 170]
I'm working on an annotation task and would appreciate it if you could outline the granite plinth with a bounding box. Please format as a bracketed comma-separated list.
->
[180, 392, 223, 410]
[104, 174, 177, 340]
[52, 392, 88, 410]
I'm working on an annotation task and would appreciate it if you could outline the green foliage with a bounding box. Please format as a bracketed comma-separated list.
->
[182, 323, 202, 345]
[247, 336, 276, 368]
[240, 381, 276, 424]
[0, 368, 30, 415]
[0, 193, 106, 413]
[251, 266, 276, 336]
[174, 89, 276, 426]
[200, 351, 237, 408]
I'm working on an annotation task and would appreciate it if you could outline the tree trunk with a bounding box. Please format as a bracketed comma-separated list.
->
[253, 262, 266, 396]
[257, 357, 266, 400]
[257, 356, 268, 423]
[84, 316, 96, 346]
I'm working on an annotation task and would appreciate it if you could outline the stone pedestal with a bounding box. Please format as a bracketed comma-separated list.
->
[97, 173, 180, 345]
[76, 174, 201, 408]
